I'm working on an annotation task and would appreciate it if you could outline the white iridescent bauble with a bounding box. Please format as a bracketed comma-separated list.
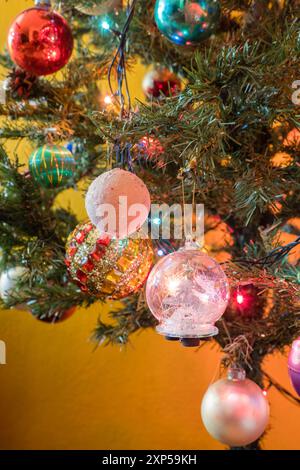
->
[146, 245, 229, 345]
[85, 169, 151, 239]
[0, 266, 29, 310]
[201, 368, 270, 447]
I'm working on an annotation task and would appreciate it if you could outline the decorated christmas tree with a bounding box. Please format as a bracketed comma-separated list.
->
[0, 0, 300, 450]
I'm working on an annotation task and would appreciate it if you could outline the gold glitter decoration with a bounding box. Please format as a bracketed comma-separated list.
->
[65, 222, 153, 299]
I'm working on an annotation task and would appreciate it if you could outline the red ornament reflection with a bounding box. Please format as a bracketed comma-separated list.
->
[7, 6, 73, 77]
[142, 68, 181, 99]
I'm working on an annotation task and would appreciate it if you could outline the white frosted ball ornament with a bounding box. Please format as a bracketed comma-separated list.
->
[0, 266, 29, 310]
[146, 245, 229, 347]
[85, 169, 151, 239]
[201, 368, 270, 447]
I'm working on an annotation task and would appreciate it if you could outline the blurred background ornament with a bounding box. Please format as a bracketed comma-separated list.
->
[29, 144, 76, 188]
[76, 0, 122, 16]
[154, 0, 221, 46]
[0, 266, 29, 309]
[288, 338, 300, 397]
[133, 136, 165, 168]
[75, 0, 123, 16]
[85, 168, 151, 239]
[4, 68, 38, 100]
[146, 243, 229, 347]
[201, 368, 270, 447]
[0, 180, 22, 206]
[65, 222, 153, 299]
[7, 2, 73, 76]
[87, 1, 125, 36]
[283, 128, 300, 147]
[142, 67, 181, 100]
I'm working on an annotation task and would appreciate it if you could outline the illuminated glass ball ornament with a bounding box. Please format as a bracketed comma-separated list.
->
[201, 368, 270, 447]
[7, 4, 74, 77]
[142, 68, 181, 99]
[85, 168, 151, 239]
[154, 0, 221, 46]
[65, 222, 153, 299]
[288, 338, 300, 396]
[29, 144, 76, 188]
[76, 0, 122, 15]
[146, 244, 229, 346]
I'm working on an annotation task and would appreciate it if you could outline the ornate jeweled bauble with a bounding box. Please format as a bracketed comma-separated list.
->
[7, 5, 73, 76]
[142, 68, 181, 99]
[201, 368, 270, 447]
[29, 144, 76, 188]
[146, 244, 229, 346]
[154, 0, 221, 46]
[65, 222, 153, 299]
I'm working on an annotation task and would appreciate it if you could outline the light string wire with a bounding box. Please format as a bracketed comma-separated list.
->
[233, 236, 300, 268]
[107, 0, 138, 118]
[107, 0, 138, 170]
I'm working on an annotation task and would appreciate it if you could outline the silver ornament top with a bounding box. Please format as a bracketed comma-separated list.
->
[35, 0, 51, 6]
[227, 367, 246, 381]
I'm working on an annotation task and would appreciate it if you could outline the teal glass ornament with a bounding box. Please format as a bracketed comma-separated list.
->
[154, 0, 221, 46]
[29, 144, 76, 188]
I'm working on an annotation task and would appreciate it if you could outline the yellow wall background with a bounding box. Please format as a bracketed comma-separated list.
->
[0, 0, 300, 451]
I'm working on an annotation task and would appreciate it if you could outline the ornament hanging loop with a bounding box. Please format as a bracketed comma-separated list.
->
[35, 0, 51, 6]
[228, 367, 246, 381]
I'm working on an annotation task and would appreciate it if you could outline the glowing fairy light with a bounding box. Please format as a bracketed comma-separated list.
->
[101, 20, 110, 31]
[104, 95, 113, 105]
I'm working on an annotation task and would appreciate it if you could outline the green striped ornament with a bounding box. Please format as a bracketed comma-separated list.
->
[29, 144, 76, 188]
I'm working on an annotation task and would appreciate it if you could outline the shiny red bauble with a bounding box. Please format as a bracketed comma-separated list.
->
[7, 6, 74, 77]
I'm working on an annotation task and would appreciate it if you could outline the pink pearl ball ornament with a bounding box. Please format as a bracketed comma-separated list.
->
[201, 368, 270, 447]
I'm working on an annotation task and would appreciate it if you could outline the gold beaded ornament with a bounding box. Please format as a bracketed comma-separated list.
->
[65, 222, 153, 299]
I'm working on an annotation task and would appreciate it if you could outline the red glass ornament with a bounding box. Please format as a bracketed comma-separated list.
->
[7, 6, 73, 77]
[142, 68, 181, 99]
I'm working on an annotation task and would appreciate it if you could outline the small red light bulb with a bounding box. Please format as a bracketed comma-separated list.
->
[236, 293, 244, 305]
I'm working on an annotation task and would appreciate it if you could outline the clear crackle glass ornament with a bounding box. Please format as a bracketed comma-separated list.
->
[146, 242, 229, 346]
